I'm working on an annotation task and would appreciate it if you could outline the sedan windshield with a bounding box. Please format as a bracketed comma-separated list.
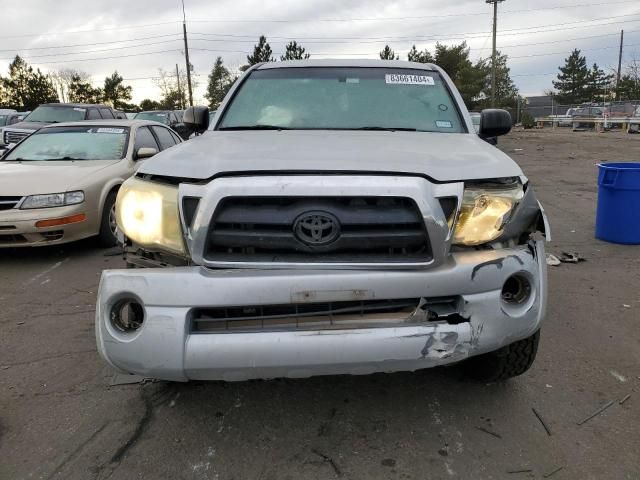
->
[219, 67, 465, 133]
[135, 112, 169, 124]
[24, 106, 87, 123]
[4, 126, 129, 161]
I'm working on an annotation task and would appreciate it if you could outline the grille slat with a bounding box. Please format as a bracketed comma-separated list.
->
[205, 196, 432, 264]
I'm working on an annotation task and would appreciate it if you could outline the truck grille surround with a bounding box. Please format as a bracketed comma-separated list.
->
[3, 130, 30, 145]
[203, 196, 432, 263]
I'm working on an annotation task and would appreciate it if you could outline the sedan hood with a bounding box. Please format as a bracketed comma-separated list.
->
[137, 130, 522, 182]
[0, 160, 118, 196]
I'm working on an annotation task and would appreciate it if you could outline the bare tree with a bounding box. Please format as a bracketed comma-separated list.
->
[50, 69, 90, 103]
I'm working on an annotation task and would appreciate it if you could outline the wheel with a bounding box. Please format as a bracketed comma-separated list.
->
[464, 330, 540, 382]
[97, 192, 118, 247]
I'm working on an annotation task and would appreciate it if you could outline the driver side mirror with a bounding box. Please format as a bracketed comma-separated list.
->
[183, 106, 210, 134]
[479, 109, 512, 138]
[136, 147, 158, 159]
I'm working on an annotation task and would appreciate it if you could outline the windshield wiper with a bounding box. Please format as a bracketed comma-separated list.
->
[219, 125, 291, 130]
[47, 156, 84, 160]
[351, 126, 417, 131]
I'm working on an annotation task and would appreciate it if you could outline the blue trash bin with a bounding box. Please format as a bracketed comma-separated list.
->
[596, 162, 640, 244]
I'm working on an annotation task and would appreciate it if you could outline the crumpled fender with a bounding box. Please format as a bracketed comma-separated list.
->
[497, 186, 551, 243]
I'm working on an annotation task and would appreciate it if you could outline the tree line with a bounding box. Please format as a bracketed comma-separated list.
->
[552, 48, 640, 104]
[2, 37, 639, 114]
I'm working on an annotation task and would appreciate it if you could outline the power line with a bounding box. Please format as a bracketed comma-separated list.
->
[0, 33, 183, 53]
[23, 48, 182, 65]
[509, 42, 640, 59]
[185, 1, 639, 23]
[0, 21, 180, 40]
[187, 13, 640, 43]
[0, 39, 183, 61]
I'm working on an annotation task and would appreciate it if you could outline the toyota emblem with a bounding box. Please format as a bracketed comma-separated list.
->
[293, 211, 341, 246]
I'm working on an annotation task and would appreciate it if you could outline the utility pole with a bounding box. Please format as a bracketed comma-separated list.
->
[486, 0, 505, 108]
[182, 0, 193, 106]
[616, 29, 624, 101]
[175, 64, 183, 109]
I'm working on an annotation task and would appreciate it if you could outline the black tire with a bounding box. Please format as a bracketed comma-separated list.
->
[97, 192, 118, 247]
[464, 330, 540, 382]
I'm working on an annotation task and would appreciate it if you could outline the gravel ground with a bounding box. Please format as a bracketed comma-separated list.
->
[1, 128, 639, 480]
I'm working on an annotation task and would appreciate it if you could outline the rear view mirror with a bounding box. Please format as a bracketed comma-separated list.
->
[183, 106, 210, 134]
[136, 147, 158, 159]
[479, 109, 512, 138]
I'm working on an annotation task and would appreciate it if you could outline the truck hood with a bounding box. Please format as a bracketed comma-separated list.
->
[0, 160, 118, 196]
[2, 121, 48, 132]
[137, 130, 522, 182]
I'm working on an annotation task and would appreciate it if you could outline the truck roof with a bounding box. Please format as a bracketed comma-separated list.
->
[257, 59, 438, 71]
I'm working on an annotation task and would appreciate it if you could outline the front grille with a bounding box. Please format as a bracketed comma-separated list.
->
[0, 196, 22, 211]
[191, 297, 464, 333]
[204, 196, 431, 263]
[3, 130, 30, 145]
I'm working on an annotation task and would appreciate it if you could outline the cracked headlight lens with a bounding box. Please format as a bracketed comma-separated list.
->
[116, 177, 185, 255]
[20, 191, 84, 209]
[452, 182, 524, 246]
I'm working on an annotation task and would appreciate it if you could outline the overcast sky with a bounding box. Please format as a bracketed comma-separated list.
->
[1, 0, 639, 103]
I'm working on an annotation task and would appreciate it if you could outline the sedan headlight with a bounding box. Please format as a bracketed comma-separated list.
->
[116, 177, 185, 255]
[452, 182, 524, 246]
[20, 191, 85, 209]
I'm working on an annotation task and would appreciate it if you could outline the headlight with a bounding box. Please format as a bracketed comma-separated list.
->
[452, 182, 524, 246]
[20, 191, 84, 209]
[116, 177, 185, 255]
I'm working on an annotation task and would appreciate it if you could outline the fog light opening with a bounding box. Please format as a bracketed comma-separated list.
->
[111, 298, 144, 332]
[502, 274, 532, 305]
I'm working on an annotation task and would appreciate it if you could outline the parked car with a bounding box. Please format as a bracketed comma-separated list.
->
[134, 110, 189, 140]
[97, 59, 550, 383]
[0, 111, 29, 127]
[1, 103, 121, 151]
[0, 119, 182, 248]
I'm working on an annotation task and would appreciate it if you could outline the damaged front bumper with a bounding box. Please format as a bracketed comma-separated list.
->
[96, 240, 547, 382]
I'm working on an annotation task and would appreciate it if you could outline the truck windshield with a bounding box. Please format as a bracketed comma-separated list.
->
[4, 126, 129, 161]
[24, 106, 86, 123]
[219, 67, 465, 133]
[135, 112, 169, 124]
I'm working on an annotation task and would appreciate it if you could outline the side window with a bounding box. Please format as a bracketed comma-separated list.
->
[169, 130, 182, 144]
[151, 126, 177, 150]
[87, 108, 101, 120]
[168, 113, 177, 124]
[134, 126, 160, 154]
[100, 108, 114, 119]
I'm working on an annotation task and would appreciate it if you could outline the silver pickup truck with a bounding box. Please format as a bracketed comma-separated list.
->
[96, 59, 550, 383]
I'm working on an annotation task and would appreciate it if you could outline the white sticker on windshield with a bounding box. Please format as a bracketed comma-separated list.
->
[73, 108, 86, 112]
[96, 128, 125, 134]
[385, 74, 435, 85]
[436, 121, 452, 128]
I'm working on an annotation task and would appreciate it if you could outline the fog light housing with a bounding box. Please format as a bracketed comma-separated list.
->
[501, 274, 532, 305]
[110, 298, 144, 332]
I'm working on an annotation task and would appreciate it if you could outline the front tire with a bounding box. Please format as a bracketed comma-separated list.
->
[464, 330, 540, 382]
[98, 192, 118, 247]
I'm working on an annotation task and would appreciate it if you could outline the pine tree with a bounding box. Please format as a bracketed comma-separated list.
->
[281, 41, 310, 61]
[379, 45, 398, 60]
[407, 45, 433, 63]
[585, 63, 613, 102]
[244, 36, 274, 69]
[552, 49, 589, 103]
[205, 57, 233, 109]
[68, 74, 103, 103]
[477, 52, 519, 108]
[103, 71, 132, 109]
[1, 56, 58, 109]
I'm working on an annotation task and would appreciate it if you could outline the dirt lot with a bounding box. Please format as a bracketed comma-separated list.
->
[1, 129, 639, 480]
